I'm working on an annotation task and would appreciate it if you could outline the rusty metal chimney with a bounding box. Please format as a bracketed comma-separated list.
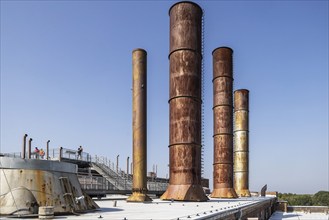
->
[210, 47, 238, 198]
[28, 138, 32, 159]
[234, 89, 251, 197]
[22, 134, 28, 159]
[127, 48, 152, 202]
[160, 1, 207, 202]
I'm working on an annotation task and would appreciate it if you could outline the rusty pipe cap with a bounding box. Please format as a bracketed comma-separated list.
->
[132, 48, 147, 54]
[234, 89, 249, 94]
[169, 1, 203, 16]
[234, 89, 249, 111]
[212, 46, 233, 55]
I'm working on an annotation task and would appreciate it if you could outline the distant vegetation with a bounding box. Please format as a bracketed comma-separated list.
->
[278, 191, 329, 206]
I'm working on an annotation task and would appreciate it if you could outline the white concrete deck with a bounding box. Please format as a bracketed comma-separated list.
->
[270, 211, 329, 220]
[2, 195, 326, 220]
[60, 196, 271, 220]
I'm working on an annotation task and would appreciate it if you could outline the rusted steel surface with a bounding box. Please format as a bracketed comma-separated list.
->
[169, 144, 201, 184]
[169, 1, 202, 56]
[169, 50, 201, 99]
[211, 47, 237, 198]
[0, 157, 98, 215]
[161, 1, 207, 202]
[169, 98, 201, 144]
[127, 49, 152, 202]
[234, 89, 251, 197]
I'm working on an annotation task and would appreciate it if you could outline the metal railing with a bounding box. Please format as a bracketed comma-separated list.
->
[1, 148, 168, 193]
[78, 175, 115, 191]
[78, 175, 168, 192]
[91, 161, 132, 190]
[0, 148, 91, 161]
[0, 152, 22, 158]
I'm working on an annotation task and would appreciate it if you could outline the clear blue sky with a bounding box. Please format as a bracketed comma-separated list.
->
[1, 0, 328, 194]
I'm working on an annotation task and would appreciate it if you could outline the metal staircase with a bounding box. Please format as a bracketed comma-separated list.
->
[91, 162, 132, 190]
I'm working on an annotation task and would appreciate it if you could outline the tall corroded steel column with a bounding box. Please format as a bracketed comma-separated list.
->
[127, 48, 152, 202]
[234, 89, 251, 197]
[161, 1, 207, 202]
[211, 47, 238, 198]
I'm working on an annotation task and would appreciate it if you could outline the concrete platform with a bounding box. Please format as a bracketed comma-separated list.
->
[45, 196, 273, 219]
[270, 211, 329, 220]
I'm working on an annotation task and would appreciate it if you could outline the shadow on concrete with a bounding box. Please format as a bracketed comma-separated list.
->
[270, 211, 302, 219]
[98, 208, 124, 212]
[209, 198, 253, 203]
[282, 213, 302, 219]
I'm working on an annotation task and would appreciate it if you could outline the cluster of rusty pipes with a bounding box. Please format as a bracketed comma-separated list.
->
[18, 2, 251, 202]
[127, 1, 251, 202]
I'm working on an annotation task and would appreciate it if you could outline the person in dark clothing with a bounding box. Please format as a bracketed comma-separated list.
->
[77, 146, 83, 159]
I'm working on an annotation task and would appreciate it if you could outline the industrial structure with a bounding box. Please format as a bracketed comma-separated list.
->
[160, 1, 208, 201]
[1, 1, 309, 219]
[0, 135, 99, 216]
[0, 156, 98, 216]
[234, 89, 251, 197]
[127, 49, 152, 202]
[211, 47, 238, 198]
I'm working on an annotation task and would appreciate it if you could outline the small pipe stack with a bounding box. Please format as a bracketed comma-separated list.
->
[59, 147, 63, 161]
[127, 156, 130, 177]
[127, 48, 152, 202]
[28, 138, 33, 159]
[211, 47, 237, 198]
[46, 140, 50, 160]
[22, 134, 28, 159]
[234, 89, 251, 197]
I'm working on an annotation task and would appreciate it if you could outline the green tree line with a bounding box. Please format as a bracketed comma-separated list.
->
[278, 191, 329, 206]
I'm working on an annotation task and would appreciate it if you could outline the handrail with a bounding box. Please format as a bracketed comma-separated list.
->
[1, 148, 168, 192]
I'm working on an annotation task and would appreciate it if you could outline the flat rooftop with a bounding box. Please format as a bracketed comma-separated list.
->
[57, 195, 273, 220]
[270, 211, 329, 220]
[1, 195, 327, 219]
